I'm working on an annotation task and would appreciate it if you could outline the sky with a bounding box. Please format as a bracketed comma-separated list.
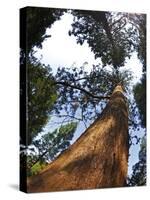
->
[34, 12, 144, 176]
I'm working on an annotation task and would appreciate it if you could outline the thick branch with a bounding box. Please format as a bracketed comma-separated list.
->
[55, 81, 110, 100]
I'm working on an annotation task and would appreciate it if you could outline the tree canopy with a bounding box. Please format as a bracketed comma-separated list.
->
[69, 10, 136, 68]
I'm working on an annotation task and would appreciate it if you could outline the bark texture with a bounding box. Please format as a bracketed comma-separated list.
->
[27, 84, 129, 192]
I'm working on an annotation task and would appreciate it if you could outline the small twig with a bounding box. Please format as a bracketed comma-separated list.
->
[55, 114, 83, 121]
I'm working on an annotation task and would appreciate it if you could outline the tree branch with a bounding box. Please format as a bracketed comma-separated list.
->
[54, 114, 88, 129]
[55, 81, 110, 100]
[73, 77, 89, 82]
[55, 114, 83, 121]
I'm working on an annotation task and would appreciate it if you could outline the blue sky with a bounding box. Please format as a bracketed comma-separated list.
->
[34, 12, 144, 176]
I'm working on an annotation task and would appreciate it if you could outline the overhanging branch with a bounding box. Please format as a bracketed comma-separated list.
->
[55, 81, 110, 100]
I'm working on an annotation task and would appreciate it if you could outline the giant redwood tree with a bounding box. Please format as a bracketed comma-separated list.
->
[28, 84, 129, 192]
[20, 7, 146, 192]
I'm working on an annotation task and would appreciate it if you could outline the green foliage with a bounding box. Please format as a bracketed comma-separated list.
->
[129, 14, 146, 72]
[137, 15, 146, 72]
[28, 161, 47, 177]
[69, 10, 137, 68]
[23, 122, 77, 176]
[128, 136, 146, 186]
[27, 60, 57, 145]
[25, 7, 64, 53]
[20, 7, 63, 145]
[32, 122, 78, 162]
[133, 75, 146, 128]
[26, 154, 47, 176]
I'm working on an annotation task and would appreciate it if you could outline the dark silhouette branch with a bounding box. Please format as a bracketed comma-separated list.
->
[73, 77, 89, 82]
[55, 81, 110, 100]
[29, 149, 49, 169]
[56, 114, 88, 128]
[55, 114, 83, 121]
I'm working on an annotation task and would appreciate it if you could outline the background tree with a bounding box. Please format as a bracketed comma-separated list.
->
[27, 60, 57, 145]
[27, 122, 77, 176]
[20, 8, 74, 186]
[127, 135, 146, 186]
[133, 75, 146, 128]
[132, 13, 146, 127]
[20, 7, 64, 55]
[129, 13, 146, 72]
[129, 14, 146, 185]
[69, 10, 135, 68]
[20, 59, 57, 146]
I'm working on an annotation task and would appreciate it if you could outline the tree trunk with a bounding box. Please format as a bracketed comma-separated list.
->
[27, 84, 129, 192]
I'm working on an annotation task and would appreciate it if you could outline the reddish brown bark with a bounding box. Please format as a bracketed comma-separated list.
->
[27, 84, 129, 192]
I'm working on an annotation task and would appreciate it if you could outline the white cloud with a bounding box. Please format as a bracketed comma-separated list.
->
[35, 13, 101, 73]
[124, 52, 143, 84]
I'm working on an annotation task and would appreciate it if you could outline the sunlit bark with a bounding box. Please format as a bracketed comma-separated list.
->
[27, 84, 128, 192]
